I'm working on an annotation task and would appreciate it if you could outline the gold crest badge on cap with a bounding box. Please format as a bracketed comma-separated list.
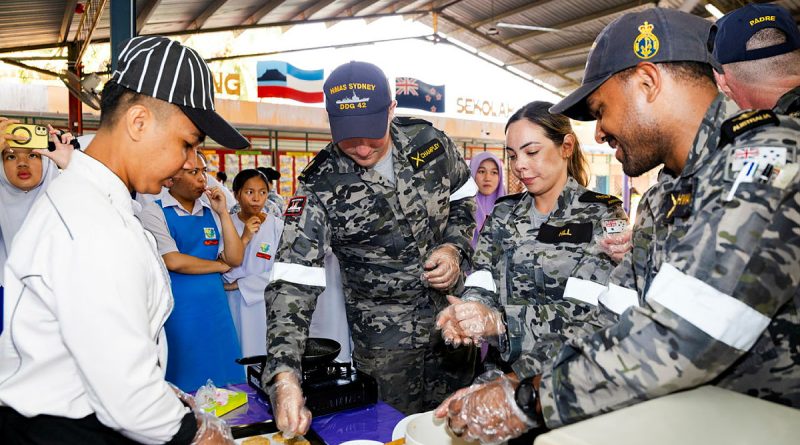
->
[633, 21, 659, 59]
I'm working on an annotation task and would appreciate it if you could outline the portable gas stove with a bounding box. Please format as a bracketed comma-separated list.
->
[247, 361, 378, 416]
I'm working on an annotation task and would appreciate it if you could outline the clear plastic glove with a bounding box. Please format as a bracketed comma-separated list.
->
[435, 373, 535, 445]
[168, 382, 197, 410]
[423, 244, 462, 290]
[269, 372, 312, 439]
[436, 295, 505, 346]
[191, 409, 235, 445]
[598, 228, 632, 263]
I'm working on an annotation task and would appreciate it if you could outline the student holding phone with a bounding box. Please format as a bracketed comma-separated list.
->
[0, 118, 75, 288]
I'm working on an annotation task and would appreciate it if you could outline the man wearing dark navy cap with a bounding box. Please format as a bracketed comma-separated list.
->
[264, 61, 478, 436]
[711, 3, 800, 116]
[435, 7, 800, 443]
[0, 35, 245, 444]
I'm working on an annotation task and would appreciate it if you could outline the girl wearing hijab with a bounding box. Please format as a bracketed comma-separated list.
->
[469, 152, 506, 248]
[223, 169, 284, 356]
[0, 120, 74, 286]
[439, 101, 629, 368]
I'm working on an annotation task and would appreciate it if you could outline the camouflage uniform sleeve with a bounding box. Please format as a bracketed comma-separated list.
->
[263, 186, 330, 386]
[501, 203, 628, 374]
[538, 171, 800, 428]
[461, 211, 501, 308]
[440, 135, 477, 263]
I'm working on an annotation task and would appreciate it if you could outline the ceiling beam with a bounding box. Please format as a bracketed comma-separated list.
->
[469, 0, 559, 31]
[558, 63, 585, 75]
[136, 0, 162, 34]
[240, 0, 287, 27]
[438, 12, 579, 88]
[505, 41, 594, 65]
[187, 0, 230, 31]
[59, 0, 78, 43]
[490, 0, 655, 48]
[370, 0, 416, 15]
[291, 0, 337, 21]
[327, 0, 381, 18]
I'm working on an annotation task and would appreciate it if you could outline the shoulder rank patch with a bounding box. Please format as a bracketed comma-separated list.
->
[536, 222, 593, 244]
[395, 116, 432, 127]
[663, 182, 693, 223]
[495, 192, 525, 205]
[284, 196, 307, 217]
[719, 110, 779, 148]
[298, 149, 331, 182]
[578, 190, 622, 206]
[407, 139, 445, 171]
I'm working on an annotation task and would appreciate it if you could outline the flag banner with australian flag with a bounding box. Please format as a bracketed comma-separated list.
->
[257, 61, 324, 103]
[395, 77, 445, 113]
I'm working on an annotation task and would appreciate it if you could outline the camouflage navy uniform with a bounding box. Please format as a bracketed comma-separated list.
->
[774, 85, 800, 118]
[461, 177, 627, 373]
[536, 94, 800, 427]
[264, 117, 478, 414]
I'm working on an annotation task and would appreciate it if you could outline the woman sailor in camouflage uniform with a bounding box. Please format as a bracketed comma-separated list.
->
[438, 101, 628, 372]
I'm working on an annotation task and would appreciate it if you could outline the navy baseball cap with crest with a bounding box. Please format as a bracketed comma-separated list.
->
[323, 61, 392, 144]
[550, 8, 719, 121]
[712, 3, 800, 66]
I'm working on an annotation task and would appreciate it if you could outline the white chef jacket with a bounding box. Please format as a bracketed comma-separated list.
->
[0, 151, 190, 444]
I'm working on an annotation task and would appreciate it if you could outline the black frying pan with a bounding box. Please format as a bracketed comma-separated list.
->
[235, 337, 341, 368]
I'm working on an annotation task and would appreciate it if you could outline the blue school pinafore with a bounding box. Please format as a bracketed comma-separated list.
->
[157, 200, 242, 391]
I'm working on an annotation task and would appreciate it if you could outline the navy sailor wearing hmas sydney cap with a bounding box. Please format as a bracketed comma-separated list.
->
[264, 60, 479, 437]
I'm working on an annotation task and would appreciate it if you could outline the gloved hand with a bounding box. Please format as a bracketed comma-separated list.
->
[191, 409, 235, 444]
[168, 382, 197, 410]
[423, 244, 462, 290]
[269, 372, 312, 439]
[434, 372, 535, 445]
[436, 295, 505, 346]
[598, 229, 632, 263]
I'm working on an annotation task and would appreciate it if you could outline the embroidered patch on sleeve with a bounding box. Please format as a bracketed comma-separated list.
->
[284, 196, 307, 217]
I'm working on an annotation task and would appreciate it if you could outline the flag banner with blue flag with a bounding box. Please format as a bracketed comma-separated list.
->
[395, 77, 445, 113]
[257, 61, 324, 103]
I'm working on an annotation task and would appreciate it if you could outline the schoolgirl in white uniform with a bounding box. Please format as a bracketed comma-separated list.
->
[223, 169, 284, 356]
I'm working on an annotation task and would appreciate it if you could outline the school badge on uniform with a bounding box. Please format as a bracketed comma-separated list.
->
[633, 21, 659, 59]
[256, 243, 272, 260]
[203, 227, 219, 245]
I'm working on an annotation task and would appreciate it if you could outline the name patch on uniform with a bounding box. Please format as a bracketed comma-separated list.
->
[719, 110, 779, 148]
[537, 222, 593, 244]
[203, 227, 219, 245]
[664, 183, 693, 223]
[407, 139, 444, 171]
[578, 191, 622, 207]
[284, 196, 307, 217]
[256, 243, 272, 260]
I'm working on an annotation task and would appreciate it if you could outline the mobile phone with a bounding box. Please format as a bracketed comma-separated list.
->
[4, 124, 49, 150]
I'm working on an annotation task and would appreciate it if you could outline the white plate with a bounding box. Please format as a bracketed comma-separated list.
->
[339, 441, 383, 445]
[392, 413, 423, 440]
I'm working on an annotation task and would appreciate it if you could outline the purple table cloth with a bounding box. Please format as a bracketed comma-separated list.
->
[222, 383, 406, 444]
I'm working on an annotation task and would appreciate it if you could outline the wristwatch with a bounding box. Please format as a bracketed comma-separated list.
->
[514, 377, 540, 425]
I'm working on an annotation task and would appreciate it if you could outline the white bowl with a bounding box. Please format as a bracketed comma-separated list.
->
[404, 410, 478, 445]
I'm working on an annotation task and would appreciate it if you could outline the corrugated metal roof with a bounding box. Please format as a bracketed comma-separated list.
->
[0, 0, 798, 94]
